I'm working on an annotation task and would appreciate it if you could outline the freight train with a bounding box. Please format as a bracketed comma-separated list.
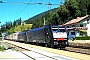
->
[5, 25, 69, 49]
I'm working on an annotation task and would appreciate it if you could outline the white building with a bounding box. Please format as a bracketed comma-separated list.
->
[61, 15, 90, 39]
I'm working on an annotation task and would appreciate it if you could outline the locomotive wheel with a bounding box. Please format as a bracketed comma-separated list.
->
[45, 44, 48, 47]
[58, 47, 65, 50]
[36, 43, 39, 46]
[51, 44, 54, 48]
[25, 41, 27, 43]
[45, 43, 51, 48]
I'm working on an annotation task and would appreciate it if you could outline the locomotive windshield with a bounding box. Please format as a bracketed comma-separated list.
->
[53, 28, 59, 32]
[52, 26, 67, 39]
[52, 28, 65, 32]
[59, 28, 66, 32]
[52, 26, 66, 32]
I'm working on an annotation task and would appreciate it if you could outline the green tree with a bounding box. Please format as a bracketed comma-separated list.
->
[87, 0, 90, 14]
[5, 21, 12, 30]
[76, 0, 88, 16]
[13, 20, 16, 27]
[65, 0, 80, 17]
[51, 12, 59, 25]
[44, 12, 53, 25]
[18, 18, 22, 25]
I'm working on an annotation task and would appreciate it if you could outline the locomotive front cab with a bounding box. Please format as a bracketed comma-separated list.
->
[51, 26, 68, 48]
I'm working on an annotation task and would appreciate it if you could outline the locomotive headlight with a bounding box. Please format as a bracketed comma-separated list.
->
[54, 42, 58, 45]
[54, 39, 56, 40]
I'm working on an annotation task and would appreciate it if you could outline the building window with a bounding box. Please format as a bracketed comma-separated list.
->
[87, 19, 90, 23]
[67, 26, 69, 28]
[87, 19, 89, 21]
[80, 24, 83, 27]
[71, 32, 75, 35]
[67, 32, 69, 35]
[72, 25, 75, 27]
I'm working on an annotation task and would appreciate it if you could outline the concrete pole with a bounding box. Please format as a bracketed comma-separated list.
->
[44, 17, 45, 25]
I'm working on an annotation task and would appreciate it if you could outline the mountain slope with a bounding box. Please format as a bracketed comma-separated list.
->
[27, 8, 57, 21]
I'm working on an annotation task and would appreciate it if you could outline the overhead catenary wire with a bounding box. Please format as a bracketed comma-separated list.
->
[12, 0, 25, 21]
[54, 0, 60, 4]
[0, 1, 36, 4]
[32, 5, 45, 15]
[3, 0, 60, 20]
[15, 4, 29, 19]
[0, 0, 61, 24]
[27, 0, 55, 19]
[28, 5, 45, 19]
[25, 5, 39, 19]
[23, 1, 52, 23]
[0, 0, 60, 17]
[0, 1, 60, 5]
[25, 0, 54, 24]
[14, 0, 32, 20]
[25, 0, 46, 20]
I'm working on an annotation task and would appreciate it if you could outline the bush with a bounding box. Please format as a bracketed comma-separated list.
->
[74, 36, 90, 40]
[0, 46, 5, 51]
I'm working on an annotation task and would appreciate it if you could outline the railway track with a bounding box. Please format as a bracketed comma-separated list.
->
[4, 40, 77, 60]
[5, 42, 35, 60]
[2, 41, 90, 60]
[4, 40, 90, 55]
[64, 42, 90, 55]
[65, 47, 90, 55]
[5, 42, 58, 60]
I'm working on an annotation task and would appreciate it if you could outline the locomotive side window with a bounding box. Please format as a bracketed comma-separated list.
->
[71, 32, 75, 35]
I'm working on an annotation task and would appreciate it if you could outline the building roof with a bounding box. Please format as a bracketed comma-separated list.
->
[66, 27, 88, 31]
[62, 15, 89, 26]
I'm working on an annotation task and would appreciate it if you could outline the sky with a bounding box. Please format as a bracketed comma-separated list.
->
[0, 0, 64, 25]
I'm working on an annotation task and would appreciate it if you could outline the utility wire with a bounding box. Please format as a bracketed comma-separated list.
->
[24, 5, 37, 19]
[26, 0, 46, 20]
[12, 0, 24, 21]
[15, 4, 29, 19]
[0, 1, 60, 5]
[29, 0, 57, 18]
[0, 0, 60, 21]
[54, 0, 59, 4]
[14, 0, 32, 20]
[54, 0, 64, 6]
[29, 5, 45, 18]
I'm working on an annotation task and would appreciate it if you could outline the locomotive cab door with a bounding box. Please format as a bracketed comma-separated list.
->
[44, 27, 53, 47]
[44, 28, 50, 43]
